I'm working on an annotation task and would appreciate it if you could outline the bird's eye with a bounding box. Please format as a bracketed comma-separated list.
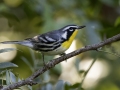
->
[69, 27, 73, 29]
[69, 27, 75, 31]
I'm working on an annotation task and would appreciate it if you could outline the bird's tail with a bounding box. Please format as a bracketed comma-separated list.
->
[0, 40, 34, 48]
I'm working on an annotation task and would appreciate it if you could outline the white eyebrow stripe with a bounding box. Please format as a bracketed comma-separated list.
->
[63, 27, 70, 31]
[62, 25, 77, 31]
[45, 36, 56, 42]
[62, 31, 67, 39]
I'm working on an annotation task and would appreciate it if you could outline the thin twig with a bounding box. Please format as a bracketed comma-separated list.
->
[80, 57, 97, 85]
[2, 33, 120, 90]
[80, 49, 120, 87]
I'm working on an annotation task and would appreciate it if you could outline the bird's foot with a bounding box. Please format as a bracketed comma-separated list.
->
[60, 53, 67, 62]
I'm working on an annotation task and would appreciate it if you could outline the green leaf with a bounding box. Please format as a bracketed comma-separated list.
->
[21, 56, 33, 72]
[10, 71, 17, 83]
[64, 83, 82, 90]
[0, 62, 18, 69]
[27, 85, 32, 90]
[78, 87, 85, 90]
[64, 83, 71, 90]
[29, 49, 36, 65]
[70, 83, 80, 89]
[46, 83, 53, 90]
[79, 70, 86, 74]
[6, 70, 10, 85]
[55, 80, 64, 90]
[0, 79, 6, 85]
[115, 17, 120, 26]
[0, 48, 16, 53]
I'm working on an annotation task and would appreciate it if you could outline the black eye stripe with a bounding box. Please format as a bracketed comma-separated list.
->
[67, 28, 74, 32]
[70, 27, 76, 29]
[61, 29, 75, 41]
[69, 27, 73, 29]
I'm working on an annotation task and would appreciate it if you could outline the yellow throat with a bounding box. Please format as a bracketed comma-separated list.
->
[62, 30, 78, 49]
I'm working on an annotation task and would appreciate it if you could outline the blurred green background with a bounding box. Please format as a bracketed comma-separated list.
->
[0, 0, 120, 90]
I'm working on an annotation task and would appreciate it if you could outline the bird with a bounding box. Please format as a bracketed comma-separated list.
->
[0, 25, 85, 65]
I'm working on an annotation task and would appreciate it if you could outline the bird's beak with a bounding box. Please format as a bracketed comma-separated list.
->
[77, 25, 86, 29]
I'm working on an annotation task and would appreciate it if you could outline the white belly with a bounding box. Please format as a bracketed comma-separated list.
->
[41, 46, 67, 55]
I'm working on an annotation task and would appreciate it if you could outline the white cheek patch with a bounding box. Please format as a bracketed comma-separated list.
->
[62, 31, 67, 39]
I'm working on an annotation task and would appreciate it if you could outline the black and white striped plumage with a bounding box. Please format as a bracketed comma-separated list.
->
[1, 25, 85, 55]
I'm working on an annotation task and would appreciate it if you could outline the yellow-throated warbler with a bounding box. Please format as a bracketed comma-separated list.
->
[1, 25, 85, 64]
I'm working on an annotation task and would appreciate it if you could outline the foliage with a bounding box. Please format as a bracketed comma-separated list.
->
[0, 0, 120, 90]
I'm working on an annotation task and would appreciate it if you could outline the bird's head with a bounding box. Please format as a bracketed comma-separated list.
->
[60, 25, 85, 40]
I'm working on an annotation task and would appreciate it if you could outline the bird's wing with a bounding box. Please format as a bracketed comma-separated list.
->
[33, 30, 61, 44]
[28, 30, 62, 51]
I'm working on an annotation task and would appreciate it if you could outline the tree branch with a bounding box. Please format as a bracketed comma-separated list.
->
[2, 34, 120, 90]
